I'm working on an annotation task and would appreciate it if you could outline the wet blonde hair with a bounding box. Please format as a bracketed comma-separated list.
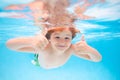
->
[43, 0, 76, 26]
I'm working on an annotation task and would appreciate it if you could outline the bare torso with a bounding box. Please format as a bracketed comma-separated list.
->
[37, 44, 72, 69]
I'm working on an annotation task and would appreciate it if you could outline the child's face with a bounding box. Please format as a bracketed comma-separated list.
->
[50, 29, 72, 52]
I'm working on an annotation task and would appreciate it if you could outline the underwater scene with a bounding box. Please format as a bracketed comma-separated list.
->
[0, 0, 120, 80]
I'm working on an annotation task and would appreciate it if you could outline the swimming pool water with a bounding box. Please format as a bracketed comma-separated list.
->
[0, 0, 120, 80]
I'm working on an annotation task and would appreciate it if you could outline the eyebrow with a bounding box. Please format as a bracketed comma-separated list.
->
[53, 33, 60, 35]
[65, 34, 72, 37]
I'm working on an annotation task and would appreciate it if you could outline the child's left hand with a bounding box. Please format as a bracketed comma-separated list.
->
[72, 35, 101, 62]
[72, 35, 88, 54]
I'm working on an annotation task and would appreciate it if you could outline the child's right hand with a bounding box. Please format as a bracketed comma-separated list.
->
[32, 34, 49, 51]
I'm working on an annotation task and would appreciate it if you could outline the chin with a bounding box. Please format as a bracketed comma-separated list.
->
[56, 46, 69, 51]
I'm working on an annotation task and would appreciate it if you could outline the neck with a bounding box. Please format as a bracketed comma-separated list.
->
[53, 49, 65, 55]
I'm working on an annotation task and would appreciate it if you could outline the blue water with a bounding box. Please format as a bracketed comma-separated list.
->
[0, 0, 120, 80]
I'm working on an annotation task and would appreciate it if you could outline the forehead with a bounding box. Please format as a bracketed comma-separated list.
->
[52, 29, 72, 36]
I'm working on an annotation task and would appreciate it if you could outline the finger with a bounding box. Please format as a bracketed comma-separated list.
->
[39, 38, 45, 49]
[40, 35, 49, 46]
[34, 47, 40, 54]
[33, 35, 44, 50]
[81, 34, 85, 41]
[39, 36, 49, 49]
[43, 37, 49, 45]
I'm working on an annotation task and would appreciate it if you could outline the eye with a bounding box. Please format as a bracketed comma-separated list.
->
[65, 37, 70, 40]
[55, 36, 60, 39]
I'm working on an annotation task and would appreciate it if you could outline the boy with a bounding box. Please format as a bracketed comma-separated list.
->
[6, 26, 102, 69]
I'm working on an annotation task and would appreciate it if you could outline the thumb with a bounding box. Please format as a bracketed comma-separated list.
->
[81, 34, 85, 41]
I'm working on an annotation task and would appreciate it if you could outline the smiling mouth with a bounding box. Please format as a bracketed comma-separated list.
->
[56, 45, 66, 49]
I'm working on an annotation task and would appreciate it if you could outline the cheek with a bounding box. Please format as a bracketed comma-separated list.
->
[50, 41, 56, 47]
[50, 37, 55, 42]
[49, 38, 57, 45]
[66, 40, 71, 46]
[68, 42, 71, 46]
[51, 39, 57, 43]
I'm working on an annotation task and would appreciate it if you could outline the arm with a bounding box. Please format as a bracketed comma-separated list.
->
[72, 35, 102, 62]
[4, 4, 27, 10]
[6, 35, 49, 53]
[6, 36, 35, 53]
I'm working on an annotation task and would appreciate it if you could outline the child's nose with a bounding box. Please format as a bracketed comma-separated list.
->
[59, 39, 65, 43]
